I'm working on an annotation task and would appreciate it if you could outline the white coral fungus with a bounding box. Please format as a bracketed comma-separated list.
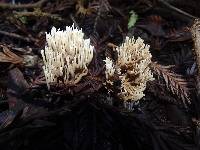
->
[104, 57, 115, 85]
[105, 36, 154, 101]
[41, 24, 94, 88]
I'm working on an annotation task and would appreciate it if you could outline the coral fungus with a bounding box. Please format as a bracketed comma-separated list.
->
[41, 24, 94, 89]
[105, 36, 154, 101]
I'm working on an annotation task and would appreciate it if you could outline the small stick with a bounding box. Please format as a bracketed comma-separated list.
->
[0, 30, 38, 43]
[14, 10, 63, 21]
[158, 0, 197, 20]
[0, 0, 47, 9]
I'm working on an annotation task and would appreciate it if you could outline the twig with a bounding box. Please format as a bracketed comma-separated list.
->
[157, 0, 197, 20]
[69, 14, 80, 30]
[0, 0, 47, 9]
[0, 30, 38, 43]
[14, 10, 63, 21]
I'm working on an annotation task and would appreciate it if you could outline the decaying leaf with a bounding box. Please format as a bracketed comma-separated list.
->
[7, 68, 29, 109]
[0, 45, 23, 64]
[136, 15, 166, 37]
[151, 62, 193, 107]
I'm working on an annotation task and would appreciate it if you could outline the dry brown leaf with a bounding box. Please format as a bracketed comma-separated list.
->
[0, 45, 23, 64]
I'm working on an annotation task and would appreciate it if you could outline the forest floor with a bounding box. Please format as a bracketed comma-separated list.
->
[0, 0, 199, 150]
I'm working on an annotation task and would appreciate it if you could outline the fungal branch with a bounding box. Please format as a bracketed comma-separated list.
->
[41, 24, 94, 89]
[104, 57, 116, 85]
[105, 37, 154, 101]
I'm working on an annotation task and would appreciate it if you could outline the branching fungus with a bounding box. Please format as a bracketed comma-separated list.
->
[41, 25, 94, 89]
[105, 36, 154, 101]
